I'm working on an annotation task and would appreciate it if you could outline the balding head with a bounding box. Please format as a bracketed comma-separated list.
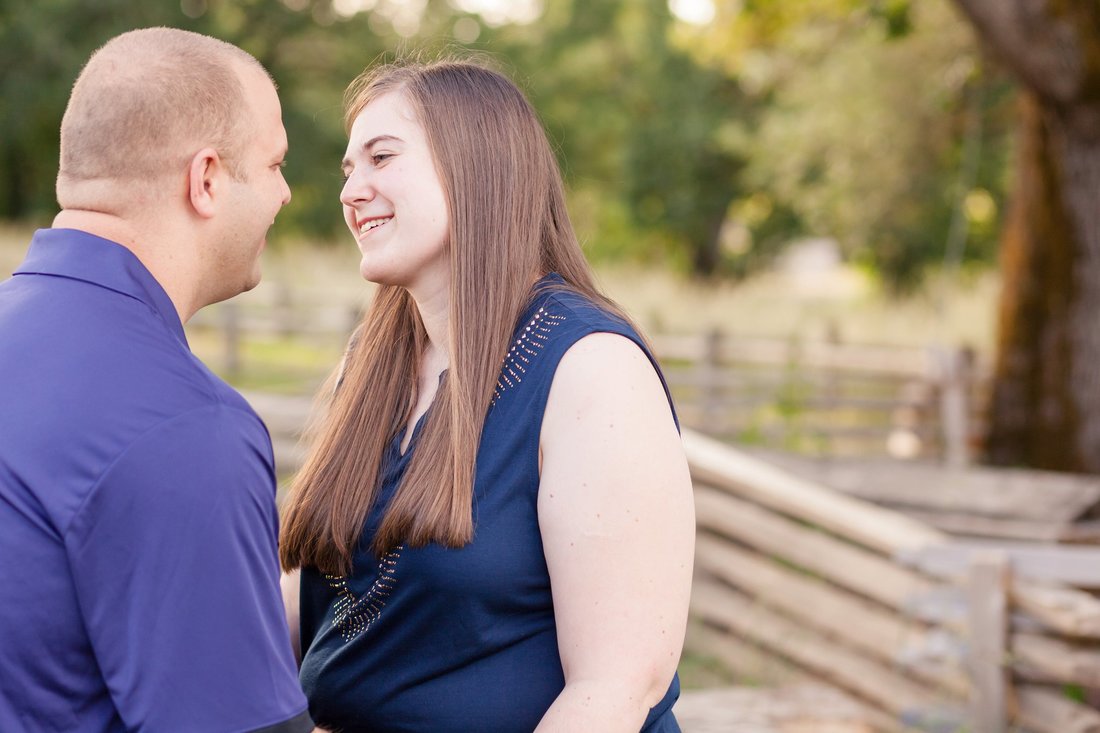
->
[57, 27, 268, 207]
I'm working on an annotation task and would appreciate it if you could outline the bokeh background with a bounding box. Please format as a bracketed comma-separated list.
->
[2, 0, 1097, 472]
[9, 3, 1100, 724]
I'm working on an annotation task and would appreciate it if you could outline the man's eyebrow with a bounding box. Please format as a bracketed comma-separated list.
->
[341, 134, 404, 169]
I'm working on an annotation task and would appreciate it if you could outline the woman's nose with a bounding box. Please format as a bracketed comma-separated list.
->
[340, 170, 375, 206]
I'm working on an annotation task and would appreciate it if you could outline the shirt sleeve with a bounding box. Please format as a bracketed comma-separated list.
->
[64, 404, 312, 733]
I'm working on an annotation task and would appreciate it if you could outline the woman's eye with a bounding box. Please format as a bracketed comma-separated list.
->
[371, 153, 393, 165]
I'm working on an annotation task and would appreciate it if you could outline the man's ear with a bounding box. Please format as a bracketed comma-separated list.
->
[187, 147, 225, 219]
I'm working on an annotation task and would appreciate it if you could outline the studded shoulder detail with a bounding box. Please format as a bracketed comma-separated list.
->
[491, 306, 567, 405]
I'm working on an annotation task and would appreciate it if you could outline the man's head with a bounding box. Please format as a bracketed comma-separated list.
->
[56, 27, 291, 312]
[58, 27, 260, 198]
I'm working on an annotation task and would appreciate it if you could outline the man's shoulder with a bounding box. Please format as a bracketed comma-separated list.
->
[0, 287, 269, 536]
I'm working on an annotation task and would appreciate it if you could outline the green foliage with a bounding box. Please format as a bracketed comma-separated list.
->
[675, 0, 1014, 288]
[0, 0, 381, 239]
[489, 0, 749, 275]
[0, 0, 186, 222]
[0, 0, 1012, 286]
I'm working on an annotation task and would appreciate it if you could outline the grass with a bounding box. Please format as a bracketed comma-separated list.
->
[186, 328, 343, 393]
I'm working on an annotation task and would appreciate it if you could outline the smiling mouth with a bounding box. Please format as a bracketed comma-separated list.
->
[358, 217, 393, 235]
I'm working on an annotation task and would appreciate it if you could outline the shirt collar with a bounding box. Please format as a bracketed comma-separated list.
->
[14, 228, 188, 346]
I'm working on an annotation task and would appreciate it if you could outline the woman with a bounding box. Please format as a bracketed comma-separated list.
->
[279, 59, 695, 732]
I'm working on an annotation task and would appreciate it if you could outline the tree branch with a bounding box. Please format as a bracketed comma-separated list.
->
[951, 0, 1092, 104]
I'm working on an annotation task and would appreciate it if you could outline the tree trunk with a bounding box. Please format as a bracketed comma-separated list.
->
[953, 0, 1100, 471]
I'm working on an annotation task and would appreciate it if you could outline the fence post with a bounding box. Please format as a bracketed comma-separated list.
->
[967, 551, 1010, 733]
[222, 301, 241, 378]
[821, 322, 841, 455]
[275, 281, 295, 338]
[939, 346, 972, 468]
[700, 328, 723, 434]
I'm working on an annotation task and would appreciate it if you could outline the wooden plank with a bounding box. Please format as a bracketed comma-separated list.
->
[937, 347, 972, 468]
[895, 543, 1100, 639]
[1013, 632, 1100, 687]
[691, 578, 965, 728]
[898, 540, 1100, 589]
[649, 333, 937, 377]
[663, 368, 923, 394]
[1059, 521, 1100, 543]
[685, 620, 807, 687]
[1010, 580, 1100, 640]
[1015, 684, 1100, 733]
[966, 552, 1009, 733]
[743, 449, 1100, 522]
[694, 487, 937, 615]
[673, 679, 894, 733]
[684, 429, 948, 555]
[898, 510, 1081, 543]
[693, 460, 1100, 640]
[684, 419, 938, 440]
[695, 534, 968, 696]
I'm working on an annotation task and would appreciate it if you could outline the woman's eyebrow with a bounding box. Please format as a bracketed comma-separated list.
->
[342, 134, 405, 169]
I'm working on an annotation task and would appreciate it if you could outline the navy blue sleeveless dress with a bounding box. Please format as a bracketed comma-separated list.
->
[298, 276, 681, 732]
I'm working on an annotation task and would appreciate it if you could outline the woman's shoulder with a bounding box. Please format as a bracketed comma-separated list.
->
[523, 276, 635, 341]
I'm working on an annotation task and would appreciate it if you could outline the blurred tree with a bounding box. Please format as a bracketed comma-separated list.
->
[677, 0, 1014, 289]
[0, 0, 392, 240]
[952, 0, 1100, 472]
[0, 0, 183, 222]
[489, 0, 747, 276]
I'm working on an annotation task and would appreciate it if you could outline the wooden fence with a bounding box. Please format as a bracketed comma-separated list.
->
[651, 331, 984, 464]
[685, 430, 1100, 733]
[247, 391, 1100, 733]
[193, 289, 987, 463]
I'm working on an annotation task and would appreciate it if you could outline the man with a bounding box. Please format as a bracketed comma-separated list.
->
[0, 28, 317, 732]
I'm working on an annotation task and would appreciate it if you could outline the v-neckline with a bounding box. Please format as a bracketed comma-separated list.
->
[397, 368, 448, 458]
[397, 410, 428, 458]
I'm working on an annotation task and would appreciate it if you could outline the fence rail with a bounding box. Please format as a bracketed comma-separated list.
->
[684, 430, 1100, 733]
[192, 289, 988, 463]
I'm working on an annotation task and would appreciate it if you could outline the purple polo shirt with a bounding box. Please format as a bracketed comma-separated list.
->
[0, 229, 311, 732]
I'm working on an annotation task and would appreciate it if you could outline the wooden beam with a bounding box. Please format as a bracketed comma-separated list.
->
[673, 653, 898, 733]
[691, 578, 965, 728]
[1010, 580, 1100, 640]
[1013, 632, 1100, 687]
[684, 619, 806, 687]
[695, 534, 968, 697]
[892, 543, 1100, 639]
[898, 510, 1095, 544]
[684, 429, 948, 555]
[694, 486, 937, 614]
[743, 448, 1100, 523]
[1014, 684, 1100, 733]
[899, 540, 1100, 589]
[966, 552, 1009, 733]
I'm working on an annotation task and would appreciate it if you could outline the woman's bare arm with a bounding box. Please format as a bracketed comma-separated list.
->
[535, 333, 695, 732]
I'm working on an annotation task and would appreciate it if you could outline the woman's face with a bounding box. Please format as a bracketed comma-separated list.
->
[340, 91, 450, 294]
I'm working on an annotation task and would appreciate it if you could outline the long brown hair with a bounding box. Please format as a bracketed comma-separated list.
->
[280, 59, 633, 575]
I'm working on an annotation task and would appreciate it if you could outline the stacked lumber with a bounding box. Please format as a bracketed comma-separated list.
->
[684, 430, 1100, 733]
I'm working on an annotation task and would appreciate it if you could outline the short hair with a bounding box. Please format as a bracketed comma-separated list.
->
[57, 27, 264, 192]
